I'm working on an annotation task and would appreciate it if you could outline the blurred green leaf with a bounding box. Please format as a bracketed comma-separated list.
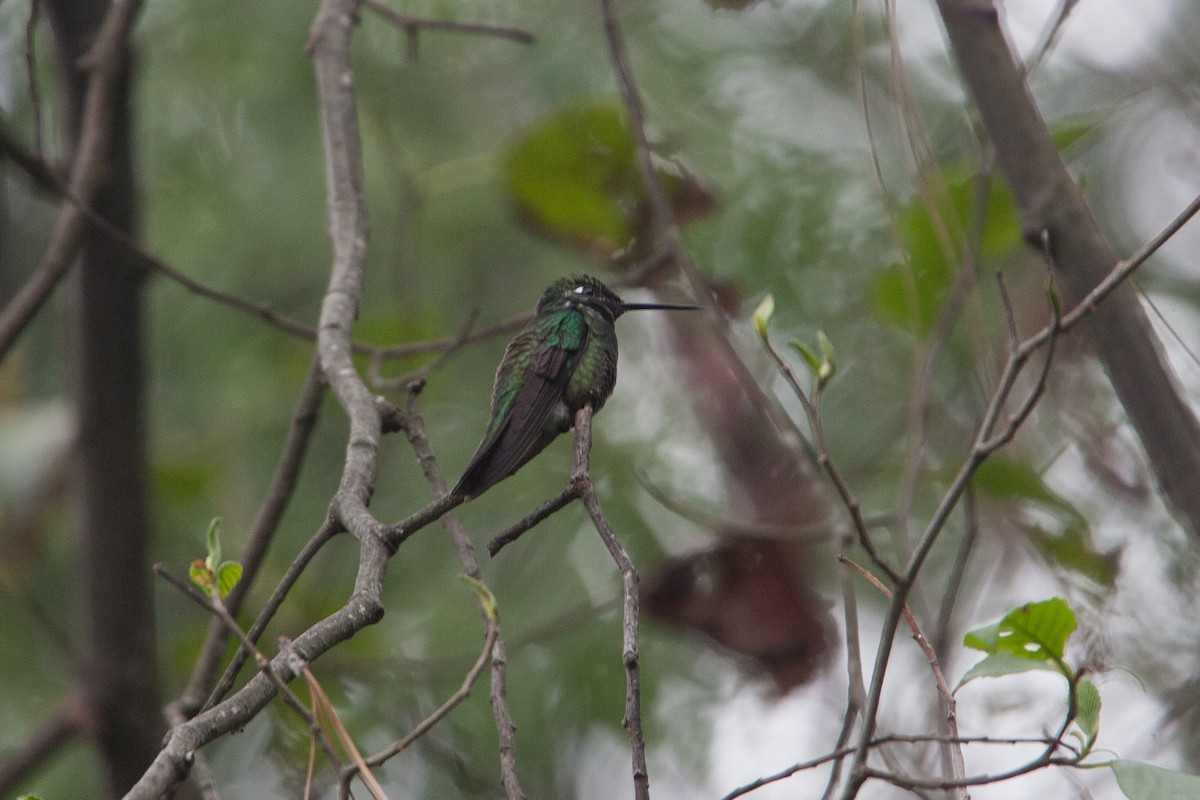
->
[506, 102, 641, 254]
[872, 258, 948, 334]
[1051, 117, 1101, 152]
[973, 456, 1118, 587]
[1112, 759, 1200, 800]
[872, 169, 1023, 333]
[505, 101, 712, 256]
[973, 455, 1085, 525]
[1028, 523, 1120, 588]
[788, 338, 822, 376]
[752, 294, 775, 341]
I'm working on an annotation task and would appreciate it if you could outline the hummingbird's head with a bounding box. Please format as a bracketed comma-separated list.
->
[537, 274, 700, 320]
[539, 275, 624, 320]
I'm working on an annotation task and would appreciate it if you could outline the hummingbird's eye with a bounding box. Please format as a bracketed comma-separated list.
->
[573, 285, 592, 296]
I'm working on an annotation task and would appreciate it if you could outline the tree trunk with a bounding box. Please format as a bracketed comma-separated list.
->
[43, 1, 164, 795]
[935, 0, 1200, 538]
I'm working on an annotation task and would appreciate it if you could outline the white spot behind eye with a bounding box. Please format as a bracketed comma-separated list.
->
[574, 286, 587, 294]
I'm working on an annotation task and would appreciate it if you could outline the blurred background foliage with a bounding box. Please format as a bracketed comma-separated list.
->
[3, 0, 1200, 797]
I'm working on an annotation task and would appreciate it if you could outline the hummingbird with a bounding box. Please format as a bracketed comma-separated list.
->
[452, 274, 698, 500]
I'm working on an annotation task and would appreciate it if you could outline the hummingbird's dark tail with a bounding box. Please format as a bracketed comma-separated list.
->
[450, 458, 497, 501]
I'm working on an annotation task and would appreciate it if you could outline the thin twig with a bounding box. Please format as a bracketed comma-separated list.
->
[572, 405, 651, 800]
[821, 549, 866, 800]
[384, 491, 464, 550]
[487, 488, 578, 556]
[362, 0, 534, 44]
[204, 519, 341, 711]
[360, 613, 499, 770]
[759, 336, 899, 582]
[394, 388, 526, 798]
[3, 126, 529, 364]
[724, 733, 1077, 799]
[1055, 190, 1200, 334]
[0, 695, 90, 795]
[175, 358, 326, 717]
[841, 256, 1063, 800]
[595, 0, 815, 466]
[370, 309, 479, 390]
[1023, 0, 1080, 76]
[933, 486, 979, 660]
[839, 556, 967, 797]
[636, 468, 839, 543]
[724, 746, 858, 800]
[298, 662, 386, 800]
[153, 566, 343, 769]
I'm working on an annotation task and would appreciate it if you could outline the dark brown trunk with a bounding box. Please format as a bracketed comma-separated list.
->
[43, 1, 164, 795]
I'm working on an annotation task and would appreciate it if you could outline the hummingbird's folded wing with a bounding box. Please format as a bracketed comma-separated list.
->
[453, 315, 587, 498]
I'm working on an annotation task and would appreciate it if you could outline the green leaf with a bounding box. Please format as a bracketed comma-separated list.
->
[507, 103, 635, 253]
[205, 516, 223, 572]
[963, 597, 1076, 663]
[1112, 760, 1200, 800]
[217, 561, 243, 598]
[956, 651, 1056, 691]
[460, 573, 500, 623]
[1075, 676, 1101, 743]
[959, 598, 1079, 692]
[752, 294, 774, 341]
[788, 339, 821, 376]
[815, 330, 836, 386]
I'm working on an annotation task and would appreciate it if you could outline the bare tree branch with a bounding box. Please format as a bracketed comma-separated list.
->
[393, 388, 526, 798]
[0, 696, 91, 795]
[571, 405, 652, 800]
[122, 2, 399, 793]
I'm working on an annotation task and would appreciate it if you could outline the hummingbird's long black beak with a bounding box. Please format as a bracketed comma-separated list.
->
[619, 302, 700, 313]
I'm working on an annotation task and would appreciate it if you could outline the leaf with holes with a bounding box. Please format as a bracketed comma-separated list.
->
[957, 597, 1077, 690]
